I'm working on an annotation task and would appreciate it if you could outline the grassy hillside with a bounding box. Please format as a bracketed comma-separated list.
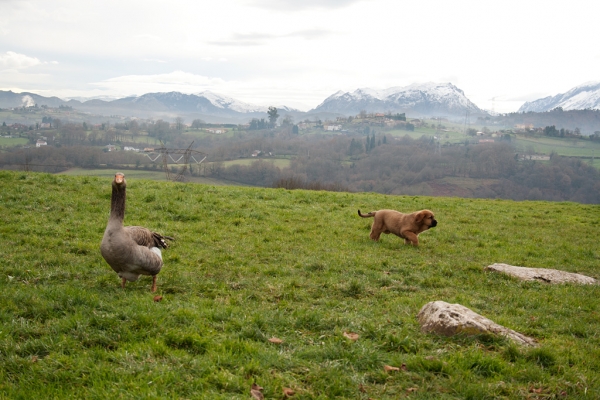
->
[59, 168, 247, 187]
[0, 171, 599, 399]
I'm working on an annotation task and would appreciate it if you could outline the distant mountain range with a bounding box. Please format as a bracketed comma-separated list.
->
[1, 81, 599, 124]
[0, 83, 487, 122]
[0, 90, 302, 123]
[518, 81, 600, 113]
[310, 82, 485, 118]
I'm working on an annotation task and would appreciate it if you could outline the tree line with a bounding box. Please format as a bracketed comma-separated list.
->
[1, 123, 599, 203]
[201, 132, 600, 203]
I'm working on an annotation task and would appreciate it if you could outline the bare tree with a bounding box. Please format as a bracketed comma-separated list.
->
[175, 117, 185, 132]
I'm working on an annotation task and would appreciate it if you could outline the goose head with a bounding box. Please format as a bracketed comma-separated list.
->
[113, 172, 126, 187]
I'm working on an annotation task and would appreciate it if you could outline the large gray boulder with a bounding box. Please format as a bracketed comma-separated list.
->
[417, 301, 537, 346]
[485, 263, 597, 285]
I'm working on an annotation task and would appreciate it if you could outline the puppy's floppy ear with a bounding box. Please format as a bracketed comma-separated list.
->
[415, 211, 426, 222]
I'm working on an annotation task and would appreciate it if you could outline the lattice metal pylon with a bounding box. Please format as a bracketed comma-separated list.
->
[143, 141, 207, 182]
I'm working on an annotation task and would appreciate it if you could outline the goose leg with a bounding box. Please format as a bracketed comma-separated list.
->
[121, 277, 127, 289]
[151, 275, 157, 292]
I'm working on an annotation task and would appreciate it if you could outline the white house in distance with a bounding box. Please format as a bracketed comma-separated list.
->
[205, 128, 227, 134]
[36, 139, 47, 147]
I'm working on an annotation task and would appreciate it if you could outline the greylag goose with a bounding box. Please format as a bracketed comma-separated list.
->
[100, 172, 173, 292]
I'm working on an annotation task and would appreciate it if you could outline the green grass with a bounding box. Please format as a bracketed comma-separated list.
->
[59, 168, 169, 180]
[219, 158, 292, 168]
[0, 137, 29, 146]
[59, 168, 240, 186]
[514, 135, 600, 158]
[128, 135, 162, 145]
[0, 170, 599, 398]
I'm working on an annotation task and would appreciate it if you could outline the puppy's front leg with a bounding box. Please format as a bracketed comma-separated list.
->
[402, 232, 419, 246]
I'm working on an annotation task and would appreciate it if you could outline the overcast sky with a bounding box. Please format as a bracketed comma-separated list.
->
[1, 0, 598, 113]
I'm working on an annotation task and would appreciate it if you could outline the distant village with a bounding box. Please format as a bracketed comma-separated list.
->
[0, 104, 593, 156]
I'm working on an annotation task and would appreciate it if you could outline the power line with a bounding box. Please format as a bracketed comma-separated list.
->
[142, 141, 207, 182]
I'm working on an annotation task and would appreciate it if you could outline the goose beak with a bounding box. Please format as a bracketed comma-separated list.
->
[114, 173, 125, 184]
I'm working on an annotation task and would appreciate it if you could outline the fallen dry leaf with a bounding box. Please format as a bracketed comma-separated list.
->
[268, 337, 283, 344]
[251, 383, 264, 400]
[401, 363, 407, 371]
[406, 387, 418, 393]
[358, 384, 367, 393]
[250, 389, 264, 400]
[283, 387, 295, 397]
[343, 331, 359, 341]
[384, 365, 400, 372]
[153, 295, 163, 302]
[31, 356, 38, 363]
[529, 387, 543, 394]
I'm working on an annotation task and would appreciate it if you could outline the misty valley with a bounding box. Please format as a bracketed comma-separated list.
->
[1, 109, 599, 204]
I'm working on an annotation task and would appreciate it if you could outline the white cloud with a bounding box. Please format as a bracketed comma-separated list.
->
[208, 28, 333, 47]
[246, 0, 364, 11]
[21, 95, 35, 107]
[142, 58, 168, 63]
[87, 70, 341, 110]
[91, 71, 227, 97]
[0, 51, 42, 70]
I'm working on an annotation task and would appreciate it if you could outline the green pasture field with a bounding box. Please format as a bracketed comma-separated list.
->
[385, 128, 466, 144]
[184, 129, 237, 139]
[127, 135, 162, 146]
[59, 168, 169, 181]
[514, 135, 600, 158]
[0, 171, 599, 399]
[0, 137, 29, 147]
[58, 168, 237, 186]
[218, 158, 292, 169]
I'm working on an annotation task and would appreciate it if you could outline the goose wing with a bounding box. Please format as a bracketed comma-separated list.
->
[100, 229, 164, 277]
[124, 226, 173, 249]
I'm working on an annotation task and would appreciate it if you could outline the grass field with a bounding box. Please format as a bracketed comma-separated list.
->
[128, 136, 162, 146]
[58, 168, 240, 186]
[514, 136, 600, 157]
[219, 158, 292, 168]
[0, 137, 29, 147]
[59, 168, 169, 180]
[0, 170, 598, 398]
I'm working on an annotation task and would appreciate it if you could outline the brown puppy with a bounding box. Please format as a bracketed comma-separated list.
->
[358, 209, 437, 246]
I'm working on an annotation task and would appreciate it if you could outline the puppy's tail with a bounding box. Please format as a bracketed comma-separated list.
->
[358, 209, 375, 218]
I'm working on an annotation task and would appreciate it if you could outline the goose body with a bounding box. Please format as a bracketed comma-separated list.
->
[100, 172, 172, 292]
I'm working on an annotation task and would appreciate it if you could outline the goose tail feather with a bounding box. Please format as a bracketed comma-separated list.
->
[153, 232, 174, 249]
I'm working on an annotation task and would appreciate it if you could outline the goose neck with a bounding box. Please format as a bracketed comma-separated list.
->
[110, 185, 126, 221]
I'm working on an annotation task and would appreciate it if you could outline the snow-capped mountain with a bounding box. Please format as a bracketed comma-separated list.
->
[311, 82, 484, 118]
[0, 90, 304, 123]
[196, 91, 267, 113]
[518, 81, 600, 112]
[1, 84, 480, 123]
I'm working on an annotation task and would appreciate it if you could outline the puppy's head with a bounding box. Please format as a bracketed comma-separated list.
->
[415, 210, 437, 228]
